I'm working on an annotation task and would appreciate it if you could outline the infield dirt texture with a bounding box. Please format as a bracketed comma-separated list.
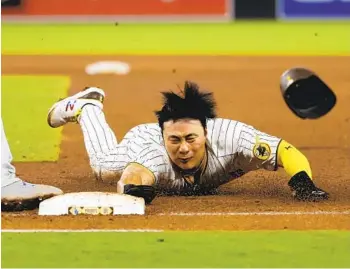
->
[2, 54, 350, 230]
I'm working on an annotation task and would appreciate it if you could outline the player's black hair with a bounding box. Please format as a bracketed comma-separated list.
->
[155, 81, 217, 131]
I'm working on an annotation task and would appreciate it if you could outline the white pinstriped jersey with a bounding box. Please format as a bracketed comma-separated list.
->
[79, 107, 281, 194]
[116, 118, 281, 194]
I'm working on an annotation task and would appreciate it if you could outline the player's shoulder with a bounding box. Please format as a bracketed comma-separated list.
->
[141, 122, 161, 131]
[209, 118, 265, 131]
[206, 118, 261, 145]
[206, 118, 280, 143]
[206, 118, 243, 132]
[128, 122, 161, 134]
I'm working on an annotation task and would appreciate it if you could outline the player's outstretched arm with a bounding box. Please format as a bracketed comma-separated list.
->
[276, 140, 329, 201]
[117, 163, 156, 204]
[277, 140, 312, 179]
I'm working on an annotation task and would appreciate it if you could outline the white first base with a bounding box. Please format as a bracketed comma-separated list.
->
[38, 192, 145, 216]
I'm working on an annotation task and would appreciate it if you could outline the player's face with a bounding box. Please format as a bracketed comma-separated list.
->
[163, 119, 207, 170]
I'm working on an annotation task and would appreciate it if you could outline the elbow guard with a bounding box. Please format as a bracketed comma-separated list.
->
[123, 184, 156, 204]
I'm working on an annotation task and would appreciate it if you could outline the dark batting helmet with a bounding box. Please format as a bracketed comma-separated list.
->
[280, 67, 337, 119]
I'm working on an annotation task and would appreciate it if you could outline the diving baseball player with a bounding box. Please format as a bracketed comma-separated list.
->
[47, 81, 329, 204]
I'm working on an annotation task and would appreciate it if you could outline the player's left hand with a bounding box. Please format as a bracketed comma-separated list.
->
[288, 171, 329, 201]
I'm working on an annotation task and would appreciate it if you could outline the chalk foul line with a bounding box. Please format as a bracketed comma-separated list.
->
[156, 210, 350, 216]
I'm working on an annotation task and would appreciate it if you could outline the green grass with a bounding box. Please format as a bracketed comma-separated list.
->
[1, 75, 70, 161]
[1, 231, 349, 268]
[2, 22, 350, 55]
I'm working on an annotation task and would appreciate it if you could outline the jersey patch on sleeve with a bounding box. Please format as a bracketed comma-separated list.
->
[253, 136, 271, 161]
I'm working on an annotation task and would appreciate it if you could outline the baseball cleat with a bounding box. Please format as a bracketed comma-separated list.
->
[288, 171, 329, 202]
[1, 180, 63, 211]
[47, 87, 105, 128]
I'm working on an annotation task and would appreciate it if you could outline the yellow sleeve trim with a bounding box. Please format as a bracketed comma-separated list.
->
[277, 140, 312, 179]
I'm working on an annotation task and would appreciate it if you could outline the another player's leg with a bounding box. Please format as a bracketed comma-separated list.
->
[47, 87, 126, 183]
[1, 119, 63, 211]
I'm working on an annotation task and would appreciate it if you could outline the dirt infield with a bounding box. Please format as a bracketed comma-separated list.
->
[2, 55, 350, 230]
